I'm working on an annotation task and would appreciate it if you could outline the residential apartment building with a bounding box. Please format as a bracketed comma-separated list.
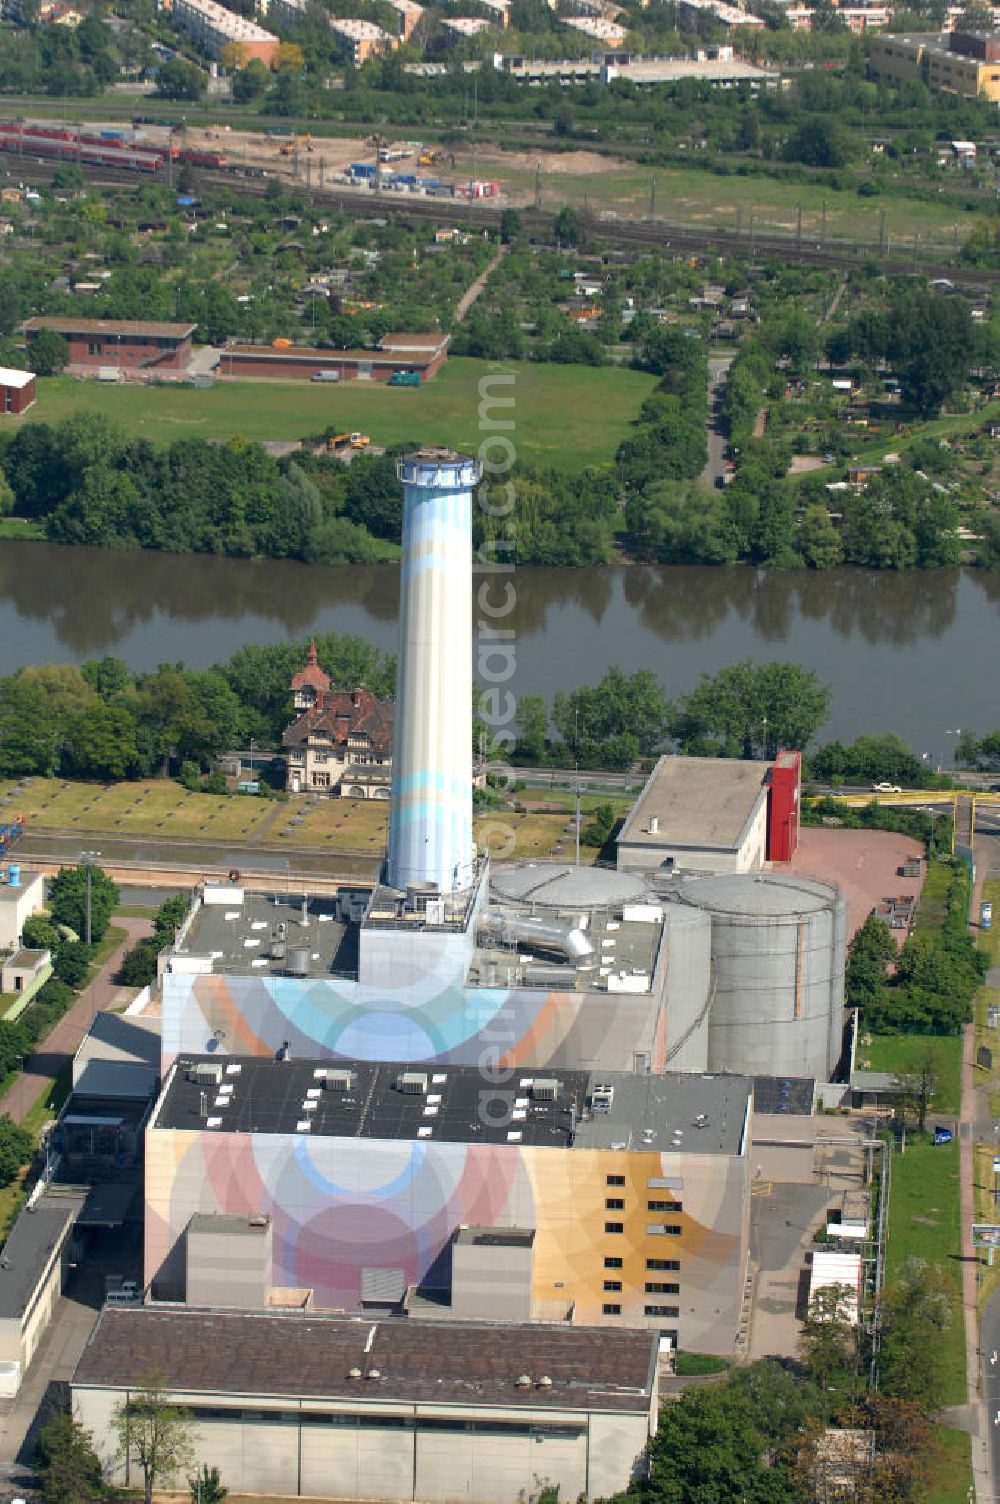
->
[169, 0, 279, 63]
[869, 27, 1000, 100]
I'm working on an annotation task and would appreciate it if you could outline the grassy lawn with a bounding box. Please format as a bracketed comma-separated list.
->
[4, 778, 275, 843]
[981, 878, 1000, 967]
[500, 159, 986, 245]
[10, 359, 657, 473]
[926, 1425, 973, 1504]
[865, 1034, 962, 1115]
[0, 518, 46, 541]
[4, 776, 626, 863]
[885, 1137, 965, 1407]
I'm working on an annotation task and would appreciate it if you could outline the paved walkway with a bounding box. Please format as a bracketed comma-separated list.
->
[0, 917, 150, 1126]
[455, 248, 504, 323]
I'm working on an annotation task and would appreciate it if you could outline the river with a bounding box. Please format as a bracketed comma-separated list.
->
[1, 540, 997, 751]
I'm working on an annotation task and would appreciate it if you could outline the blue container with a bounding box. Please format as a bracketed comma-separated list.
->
[6, 864, 19, 888]
[983, 901, 993, 931]
[350, 163, 376, 178]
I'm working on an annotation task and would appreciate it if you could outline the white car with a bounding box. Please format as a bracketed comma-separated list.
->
[872, 781, 902, 795]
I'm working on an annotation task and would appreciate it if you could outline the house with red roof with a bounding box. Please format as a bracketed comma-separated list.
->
[283, 643, 394, 798]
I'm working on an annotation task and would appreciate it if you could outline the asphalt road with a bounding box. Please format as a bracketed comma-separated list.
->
[700, 355, 734, 491]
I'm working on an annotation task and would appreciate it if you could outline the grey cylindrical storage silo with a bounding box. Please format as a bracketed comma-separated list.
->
[660, 905, 712, 1073]
[673, 873, 843, 1081]
[828, 886, 848, 1075]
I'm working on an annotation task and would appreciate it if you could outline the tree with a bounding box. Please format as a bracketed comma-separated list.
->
[784, 118, 849, 168]
[35, 1411, 105, 1504]
[189, 1464, 227, 1504]
[30, 328, 69, 377]
[639, 1363, 810, 1504]
[21, 914, 61, 953]
[845, 913, 896, 1017]
[514, 695, 547, 764]
[554, 206, 580, 247]
[118, 940, 160, 989]
[112, 1382, 195, 1504]
[154, 59, 207, 100]
[499, 208, 523, 244]
[0, 1116, 33, 1187]
[671, 662, 830, 759]
[552, 667, 669, 768]
[878, 1257, 953, 1413]
[231, 57, 268, 102]
[799, 1282, 858, 1394]
[53, 941, 91, 990]
[894, 1051, 938, 1134]
[48, 864, 118, 944]
[796, 503, 843, 569]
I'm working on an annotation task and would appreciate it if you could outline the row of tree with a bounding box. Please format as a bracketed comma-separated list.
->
[846, 858, 984, 1033]
[8, 646, 961, 786]
[508, 660, 831, 771]
[0, 630, 395, 782]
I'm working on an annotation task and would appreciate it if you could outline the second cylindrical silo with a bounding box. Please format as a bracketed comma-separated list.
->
[673, 873, 844, 1081]
[660, 904, 712, 1073]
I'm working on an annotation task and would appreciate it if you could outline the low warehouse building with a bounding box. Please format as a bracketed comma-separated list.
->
[73, 1307, 658, 1503]
[0, 366, 35, 415]
[0, 1197, 83, 1395]
[617, 752, 801, 875]
[219, 332, 449, 382]
[21, 317, 196, 375]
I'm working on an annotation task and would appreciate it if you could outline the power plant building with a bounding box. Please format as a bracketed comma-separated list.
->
[616, 751, 801, 874]
[144, 1055, 752, 1353]
[134, 438, 846, 1437]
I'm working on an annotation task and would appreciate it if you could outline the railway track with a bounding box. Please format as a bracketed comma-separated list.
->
[6, 151, 999, 286]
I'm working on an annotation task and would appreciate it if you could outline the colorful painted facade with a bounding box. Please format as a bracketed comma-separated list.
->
[145, 1125, 749, 1352]
[161, 969, 669, 1074]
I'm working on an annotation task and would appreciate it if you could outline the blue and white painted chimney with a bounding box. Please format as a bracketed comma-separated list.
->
[387, 448, 481, 895]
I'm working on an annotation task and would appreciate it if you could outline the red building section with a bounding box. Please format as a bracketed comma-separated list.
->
[220, 333, 450, 382]
[767, 749, 801, 862]
[21, 318, 195, 375]
[0, 367, 35, 415]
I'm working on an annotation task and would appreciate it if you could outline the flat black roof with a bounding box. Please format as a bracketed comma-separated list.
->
[74, 1308, 657, 1413]
[152, 1056, 749, 1156]
[0, 1198, 82, 1319]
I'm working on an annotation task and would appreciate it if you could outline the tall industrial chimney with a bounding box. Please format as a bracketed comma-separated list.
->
[387, 448, 482, 896]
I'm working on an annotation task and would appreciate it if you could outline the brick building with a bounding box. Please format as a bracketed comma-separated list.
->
[21, 318, 196, 375]
[0, 367, 35, 415]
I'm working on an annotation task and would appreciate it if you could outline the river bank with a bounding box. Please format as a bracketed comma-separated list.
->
[1, 541, 998, 747]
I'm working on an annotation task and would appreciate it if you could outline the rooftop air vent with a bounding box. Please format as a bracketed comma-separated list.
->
[531, 1078, 559, 1102]
[591, 1083, 615, 1114]
[516, 1374, 532, 1388]
[398, 1071, 428, 1095]
[367, 1368, 382, 1380]
[192, 1063, 223, 1086]
[327, 1069, 352, 1092]
[348, 1367, 362, 1380]
[537, 1375, 553, 1389]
